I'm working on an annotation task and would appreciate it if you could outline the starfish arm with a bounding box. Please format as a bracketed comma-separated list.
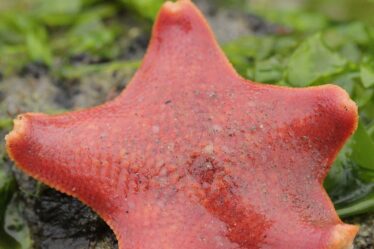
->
[5, 105, 127, 220]
[227, 83, 359, 248]
[260, 84, 359, 182]
[120, 0, 239, 100]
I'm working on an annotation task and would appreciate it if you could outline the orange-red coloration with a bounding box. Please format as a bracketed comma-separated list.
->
[6, 1, 359, 248]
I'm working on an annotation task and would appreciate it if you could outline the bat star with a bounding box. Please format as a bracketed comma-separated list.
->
[6, 0, 359, 248]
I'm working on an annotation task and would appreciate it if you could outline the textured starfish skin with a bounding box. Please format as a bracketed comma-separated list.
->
[6, 1, 359, 248]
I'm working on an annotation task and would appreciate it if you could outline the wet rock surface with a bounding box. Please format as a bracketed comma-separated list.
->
[22, 186, 117, 249]
[0, 1, 372, 249]
[0, 76, 60, 116]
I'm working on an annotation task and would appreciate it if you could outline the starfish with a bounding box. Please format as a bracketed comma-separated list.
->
[6, 1, 359, 248]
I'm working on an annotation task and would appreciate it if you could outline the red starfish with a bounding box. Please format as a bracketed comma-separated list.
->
[6, 1, 359, 248]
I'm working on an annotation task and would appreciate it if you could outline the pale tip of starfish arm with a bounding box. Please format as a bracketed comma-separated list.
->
[5, 113, 44, 160]
[327, 224, 359, 249]
[5, 115, 29, 152]
[325, 84, 358, 130]
[163, 0, 190, 14]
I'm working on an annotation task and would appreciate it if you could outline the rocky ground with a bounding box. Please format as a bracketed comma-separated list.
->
[0, 0, 372, 248]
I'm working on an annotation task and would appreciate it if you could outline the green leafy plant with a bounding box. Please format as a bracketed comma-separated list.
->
[119, 0, 165, 20]
[0, 153, 32, 249]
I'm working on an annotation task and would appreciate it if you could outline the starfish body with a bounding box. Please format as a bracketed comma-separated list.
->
[6, 1, 359, 248]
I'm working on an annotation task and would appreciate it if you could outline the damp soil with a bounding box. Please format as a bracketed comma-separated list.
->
[0, 0, 372, 248]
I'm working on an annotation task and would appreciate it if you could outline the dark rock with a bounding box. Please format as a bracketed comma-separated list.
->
[20, 62, 49, 79]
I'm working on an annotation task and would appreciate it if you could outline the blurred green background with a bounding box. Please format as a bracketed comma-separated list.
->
[0, 0, 374, 248]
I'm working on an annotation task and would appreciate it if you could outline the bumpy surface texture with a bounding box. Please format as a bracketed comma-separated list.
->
[6, 1, 359, 248]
